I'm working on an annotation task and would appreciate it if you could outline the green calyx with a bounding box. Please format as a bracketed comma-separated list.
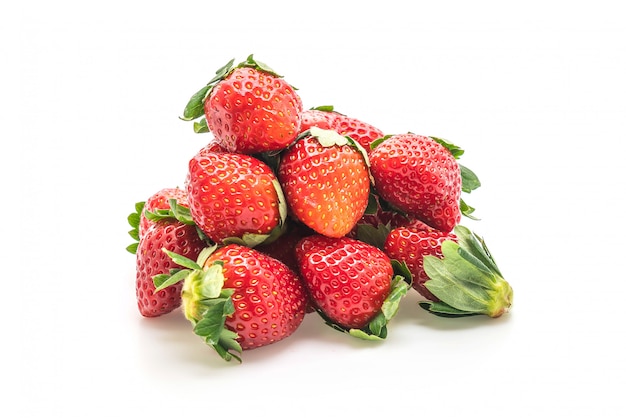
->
[154, 246, 243, 363]
[144, 198, 195, 225]
[180, 54, 282, 130]
[126, 201, 145, 254]
[419, 225, 513, 318]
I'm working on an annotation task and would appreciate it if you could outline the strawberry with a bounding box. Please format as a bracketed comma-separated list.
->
[277, 127, 370, 238]
[186, 150, 287, 245]
[181, 55, 303, 154]
[369, 133, 462, 234]
[156, 244, 308, 362]
[383, 220, 457, 301]
[295, 234, 410, 339]
[135, 218, 206, 318]
[299, 106, 384, 153]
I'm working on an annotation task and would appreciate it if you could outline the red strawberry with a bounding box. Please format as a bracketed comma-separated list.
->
[158, 244, 308, 362]
[186, 151, 287, 245]
[369, 133, 462, 233]
[135, 219, 206, 318]
[181, 55, 303, 154]
[295, 235, 394, 331]
[299, 106, 384, 153]
[278, 127, 370, 238]
[383, 220, 457, 301]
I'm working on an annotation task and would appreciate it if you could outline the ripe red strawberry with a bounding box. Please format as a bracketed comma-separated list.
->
[181, 55, 303, 154]
[157, 244, 308, 361]
[299, 106, 384, 153]
[278, 127, 370, 238]
[383, 220, 457, 301]
[186, 151, 287, 245]
[135, 219, 206, 318]
[369, 133, 462, 234]
[295, 235, 394, 331]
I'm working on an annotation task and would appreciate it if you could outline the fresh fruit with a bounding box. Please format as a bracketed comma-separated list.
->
[419, 225, 513, 318]
[156, 244, 308, 362]
[186, 151, 287, 245]
[135, 218, 206, 318]
[299, 106, 384, 153]
[181, 55, 303, 154]
[383, 220, 457, 301]
[278, 127, 370, 238]
[126, 53, 514, 365]
[369, 133, 463, 233]
[295, 234, 410, 339]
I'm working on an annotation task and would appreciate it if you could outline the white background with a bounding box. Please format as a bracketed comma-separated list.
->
[7, 1, 626, 417]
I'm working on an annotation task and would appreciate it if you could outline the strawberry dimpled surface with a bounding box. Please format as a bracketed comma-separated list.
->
[295, 235, 393, 330]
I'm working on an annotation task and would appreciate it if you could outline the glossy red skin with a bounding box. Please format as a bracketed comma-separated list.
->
[205, 244, 307, 350]
[186, 152, 282, 244]
[299, 109, 384, 153]
[278, 135, 370, 238]
[369, 134, 462, 234]
[204, 67, 303, 154]
[136, 220, 205, 317]
[383, 220, 457, 301]
[295, 235, 393, 330]
[140, 188, 189, 239]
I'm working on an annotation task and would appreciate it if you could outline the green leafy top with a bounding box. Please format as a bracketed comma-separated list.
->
[126, 201, 145, 254]
[155, 247, 243, 363]
[419, 225, 513, 318]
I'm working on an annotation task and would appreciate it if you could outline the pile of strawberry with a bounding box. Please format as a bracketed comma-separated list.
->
[127, 55, 513, 363]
